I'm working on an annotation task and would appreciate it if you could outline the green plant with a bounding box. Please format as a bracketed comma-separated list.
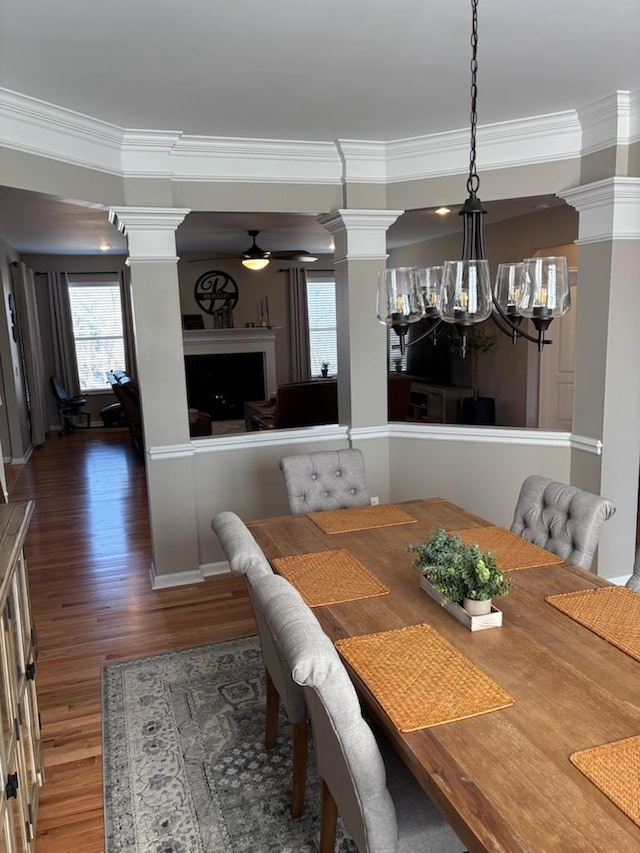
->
[321, 361, 329, 370]
[450, 322, 496, 394]
[408, 528, 511, 603]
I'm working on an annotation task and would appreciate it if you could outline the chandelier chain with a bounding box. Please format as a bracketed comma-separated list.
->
[467, 0, 480, 196]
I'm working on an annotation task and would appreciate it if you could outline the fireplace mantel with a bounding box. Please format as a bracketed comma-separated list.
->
[183, 327, 280, 396]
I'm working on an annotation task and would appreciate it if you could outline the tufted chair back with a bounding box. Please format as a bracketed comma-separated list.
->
[510, 475, 616, 569]
[626, 548, 640, 593]
[256, 572, 464, 853]
[279, 448, 370, 515]
[211, 510, 308, 817]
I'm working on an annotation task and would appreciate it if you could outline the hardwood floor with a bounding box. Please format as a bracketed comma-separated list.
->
[7, 428, 255, 852]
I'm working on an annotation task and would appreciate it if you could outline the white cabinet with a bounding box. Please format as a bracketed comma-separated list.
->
[0, 502, 43, 852]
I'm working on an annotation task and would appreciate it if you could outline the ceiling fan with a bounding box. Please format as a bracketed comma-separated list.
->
[188, 230, 318, 270]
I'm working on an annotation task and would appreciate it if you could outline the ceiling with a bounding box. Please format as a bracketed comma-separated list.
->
[2, 0, 639, 143]
[0, 0, 637, 257]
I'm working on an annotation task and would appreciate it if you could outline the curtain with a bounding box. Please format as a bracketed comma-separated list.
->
[120, 268, 137, 377]
[11, 263, 47, 446]
[48, 271, 81, 396]
[286, 268, 311, 382]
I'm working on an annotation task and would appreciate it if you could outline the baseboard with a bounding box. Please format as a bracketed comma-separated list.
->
[201, 560, 231, 577]
[149, 562, 205, 589]
[604, 574, 630, 587]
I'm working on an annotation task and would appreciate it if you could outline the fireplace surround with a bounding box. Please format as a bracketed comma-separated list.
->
[183, 328, 278, 421]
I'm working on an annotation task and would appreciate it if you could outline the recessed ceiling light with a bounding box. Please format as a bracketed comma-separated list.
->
[98, 243, 112, 251]
[434, 207, 451, 216]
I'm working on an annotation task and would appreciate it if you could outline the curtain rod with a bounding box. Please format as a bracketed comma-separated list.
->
[34, 270, 122, 276]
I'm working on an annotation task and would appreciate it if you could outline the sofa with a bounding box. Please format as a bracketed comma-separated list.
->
[107, 370, 213, 452]
[250, 375, 412, 430]
[107, 370, 144, 454]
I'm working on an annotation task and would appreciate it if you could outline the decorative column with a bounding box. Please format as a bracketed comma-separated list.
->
[109, 206, 202, 586]
[319, 209, 403, 500]
[560, 178, 640, 579]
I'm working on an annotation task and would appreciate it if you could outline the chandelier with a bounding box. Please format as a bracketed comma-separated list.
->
[377, 0, 570, 357]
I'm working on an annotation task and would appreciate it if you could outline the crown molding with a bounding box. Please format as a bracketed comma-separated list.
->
[1, 88, 632, 192]
[578, 91, 635, 156]
[121, 130, 183, 177]
[382, 110, 581, 183]
[630, 90, 640, 144]
[336, 140, 387, 184]
[0, 87, 123, 175]
[170, 135, 343, 184]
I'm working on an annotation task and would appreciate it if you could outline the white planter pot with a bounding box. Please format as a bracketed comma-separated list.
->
[462, 597, 492, 617]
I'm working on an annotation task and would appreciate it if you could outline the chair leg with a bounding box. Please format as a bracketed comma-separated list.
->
[265, 669, 279, 750]
[290, 720, 308, 819]
[319, 778, 338, 853]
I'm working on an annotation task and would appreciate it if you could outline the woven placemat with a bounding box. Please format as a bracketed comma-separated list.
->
[546, 586, 640, 663]
[456, 526, 564, 570]
[307, 504, 417, 534]
[570, 735, 640, 827]
[272, 549, 389, 607]
[335, 623, 513, 732]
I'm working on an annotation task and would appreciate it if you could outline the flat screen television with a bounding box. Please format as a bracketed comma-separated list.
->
[405, 320, 452, 384]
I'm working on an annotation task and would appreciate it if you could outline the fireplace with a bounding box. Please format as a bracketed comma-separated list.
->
[183, 328, 278, 421]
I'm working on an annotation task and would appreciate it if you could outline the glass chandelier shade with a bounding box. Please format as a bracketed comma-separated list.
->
[417, 266, 443, 316]
[494, 262, 524, 313]
[376, 267, 425, 327]
[439, 259, 492, 325]
[516, 256, 571, 319]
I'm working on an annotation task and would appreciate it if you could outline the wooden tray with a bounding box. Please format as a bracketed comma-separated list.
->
[420, 576, 503, 631]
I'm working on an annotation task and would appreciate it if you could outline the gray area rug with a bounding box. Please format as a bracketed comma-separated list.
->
[102, 635, 355, 852]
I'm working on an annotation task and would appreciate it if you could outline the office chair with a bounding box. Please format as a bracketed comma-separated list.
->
[51, 377, 91, 434]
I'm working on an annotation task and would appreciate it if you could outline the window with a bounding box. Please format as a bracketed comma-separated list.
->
[306, 273, 337, 377]
[67, 276, 125, 392]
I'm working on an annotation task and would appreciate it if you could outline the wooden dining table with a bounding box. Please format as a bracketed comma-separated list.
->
[249, 497, 640, 853]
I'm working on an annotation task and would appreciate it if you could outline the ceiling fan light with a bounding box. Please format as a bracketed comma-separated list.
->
[242, 257, 270, 271]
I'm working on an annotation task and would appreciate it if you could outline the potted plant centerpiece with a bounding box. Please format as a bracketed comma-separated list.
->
[320, 361, 330, 378]
[408, 529, 511, 622]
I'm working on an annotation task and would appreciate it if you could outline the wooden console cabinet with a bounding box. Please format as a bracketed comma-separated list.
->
[408, 382, 474, 424]
[0, 501, 43, 852]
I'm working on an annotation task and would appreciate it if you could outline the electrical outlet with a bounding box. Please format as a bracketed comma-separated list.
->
[370, 496, 379, 505]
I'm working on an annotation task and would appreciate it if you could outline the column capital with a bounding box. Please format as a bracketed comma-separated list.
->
[318, 209, 404, 261]
[559, 177, 640, 244]
[108, 206, 191, 262]
[108, 206, 190, 233]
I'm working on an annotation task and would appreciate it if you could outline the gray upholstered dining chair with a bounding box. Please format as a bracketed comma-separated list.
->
[626, 548, 640, 593]
[279, 448, 370, 515]
[255, 572, 465, 853]
[510, 474, 616, 569]
[211, 511, 308, 818]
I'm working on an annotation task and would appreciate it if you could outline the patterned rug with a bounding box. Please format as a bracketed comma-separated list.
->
[102, 635, 355, 852]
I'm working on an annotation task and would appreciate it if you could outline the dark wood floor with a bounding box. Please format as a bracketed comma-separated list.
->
[7, 428, 255, 853]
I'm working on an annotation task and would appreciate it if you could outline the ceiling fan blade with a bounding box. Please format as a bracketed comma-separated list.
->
[271, 251, 318, 262]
